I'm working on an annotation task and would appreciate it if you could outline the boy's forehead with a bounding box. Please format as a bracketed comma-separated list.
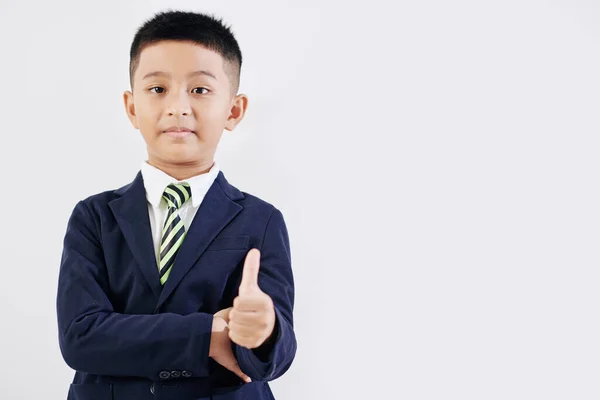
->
[135, 40, 226, 80]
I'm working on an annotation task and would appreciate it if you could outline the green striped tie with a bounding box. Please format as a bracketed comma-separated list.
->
[159, 182, 192, 285]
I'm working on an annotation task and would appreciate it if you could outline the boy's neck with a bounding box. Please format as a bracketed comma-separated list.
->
[146, 158, 215, 181]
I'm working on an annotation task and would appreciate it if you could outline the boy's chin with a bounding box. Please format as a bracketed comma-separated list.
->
[158, 148, 206, 164]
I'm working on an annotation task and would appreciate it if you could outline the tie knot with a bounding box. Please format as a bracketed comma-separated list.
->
[162, 182, 192, 210]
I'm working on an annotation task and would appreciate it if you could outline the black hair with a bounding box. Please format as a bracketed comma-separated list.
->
[129, 10, 242, 93]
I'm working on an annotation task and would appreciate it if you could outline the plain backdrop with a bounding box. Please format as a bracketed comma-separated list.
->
[0, 0, 599, 399]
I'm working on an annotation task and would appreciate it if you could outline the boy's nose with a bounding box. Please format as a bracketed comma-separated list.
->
[168, 108, 190, 116]
[166, 92, 192, 116]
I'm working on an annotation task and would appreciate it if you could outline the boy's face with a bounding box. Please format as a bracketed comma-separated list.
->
[123, 40, 247, 169]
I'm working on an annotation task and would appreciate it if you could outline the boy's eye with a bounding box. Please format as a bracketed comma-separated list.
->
[149, 87, 165, 94]
[148, 87, 208, 94]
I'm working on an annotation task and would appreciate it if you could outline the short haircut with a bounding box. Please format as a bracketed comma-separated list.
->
[128, 10, 242, 94]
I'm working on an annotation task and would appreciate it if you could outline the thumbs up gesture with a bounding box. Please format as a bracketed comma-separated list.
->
[228, 248, 276, 349]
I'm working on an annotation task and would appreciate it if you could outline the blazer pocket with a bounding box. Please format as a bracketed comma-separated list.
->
[205, 235, 249, 251]
[68, 383, 113, 400]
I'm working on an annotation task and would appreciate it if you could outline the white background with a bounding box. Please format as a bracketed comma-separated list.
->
[0, 0, 599, 399]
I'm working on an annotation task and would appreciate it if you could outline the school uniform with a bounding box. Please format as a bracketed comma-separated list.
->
[56, 161, 296, 400]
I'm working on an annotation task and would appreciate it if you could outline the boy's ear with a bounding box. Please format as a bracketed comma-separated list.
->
[123, 90, 139, 129]
[224, 94, 249, 131]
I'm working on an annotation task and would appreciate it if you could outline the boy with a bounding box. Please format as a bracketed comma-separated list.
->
[56, 10, 296, 400]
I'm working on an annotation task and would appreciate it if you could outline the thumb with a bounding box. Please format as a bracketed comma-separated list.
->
[212, 353, 252, 383]
[226, 359, 252, 384]
[239, 248, 261, 296]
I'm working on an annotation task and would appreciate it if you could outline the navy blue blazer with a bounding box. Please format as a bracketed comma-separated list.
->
[56, 169, 297, 400]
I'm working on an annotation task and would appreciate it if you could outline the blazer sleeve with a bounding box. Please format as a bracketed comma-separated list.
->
[233, 208, 298, 381]
[56, 200, 214, 381]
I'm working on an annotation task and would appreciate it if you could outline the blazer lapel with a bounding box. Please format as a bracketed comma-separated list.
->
[109, 172, 162, 299]
[156, 171, 245, 308]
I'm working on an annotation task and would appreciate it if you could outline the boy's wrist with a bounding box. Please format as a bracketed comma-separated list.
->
[211, 316, 227, 331]
[209, 316, 228, 358]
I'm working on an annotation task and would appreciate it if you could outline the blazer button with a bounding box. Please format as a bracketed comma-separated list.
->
[150, 383, 155, 394]
[182, 370, 192, 378]
[159, 370, 171, 379]
[170, 370, 181, 378]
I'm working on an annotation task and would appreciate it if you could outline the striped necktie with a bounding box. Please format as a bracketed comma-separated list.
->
[159, 182, 192, 285]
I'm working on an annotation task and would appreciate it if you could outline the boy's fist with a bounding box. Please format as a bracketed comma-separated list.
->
[228, 249, 276, 349]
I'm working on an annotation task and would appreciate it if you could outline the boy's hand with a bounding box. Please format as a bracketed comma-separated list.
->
[228, 249, 276, 349]
[209, 316, 252, 383]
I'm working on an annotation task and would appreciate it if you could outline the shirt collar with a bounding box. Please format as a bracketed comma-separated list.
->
[140, 160, 221, 208]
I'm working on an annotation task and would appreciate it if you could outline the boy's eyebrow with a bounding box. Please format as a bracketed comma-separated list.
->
[141, 70, 217, 81]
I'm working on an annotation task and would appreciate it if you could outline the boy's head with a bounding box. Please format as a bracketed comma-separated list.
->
[124, 10, 248, 171]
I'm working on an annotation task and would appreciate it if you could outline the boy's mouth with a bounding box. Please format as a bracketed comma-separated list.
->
[163, 127, 195, 139]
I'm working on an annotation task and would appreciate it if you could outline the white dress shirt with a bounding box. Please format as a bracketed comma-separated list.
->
[140, 160, 220, 269]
